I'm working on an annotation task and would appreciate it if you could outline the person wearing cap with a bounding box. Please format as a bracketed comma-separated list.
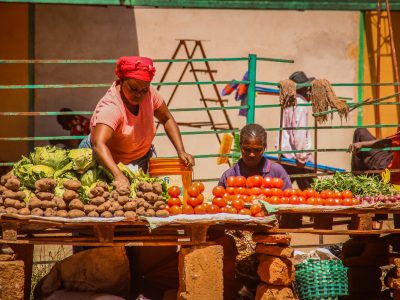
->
[278, 71, 315, 190]
[79, 56, 195, 185]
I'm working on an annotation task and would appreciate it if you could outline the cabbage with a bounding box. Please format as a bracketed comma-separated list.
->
[80, 168, 102, 187]
[31, 165, 55, 182]
[30, 146, 69, 170]
[68, 148, 95, 174]
[117, 163, 137, 182]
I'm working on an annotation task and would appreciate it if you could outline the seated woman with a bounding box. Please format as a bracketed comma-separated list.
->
[219, 123, 292, 190]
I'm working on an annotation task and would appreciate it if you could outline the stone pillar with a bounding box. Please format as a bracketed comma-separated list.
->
[252, 233, 296, 300]
[0, 259, 25, 300]
[178, 245, 223, 300]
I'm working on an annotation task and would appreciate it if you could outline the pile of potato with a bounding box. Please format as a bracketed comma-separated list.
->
[0, 174, 27, 215]
[134, 181, 169, 217]
[0, 174, 171, 219]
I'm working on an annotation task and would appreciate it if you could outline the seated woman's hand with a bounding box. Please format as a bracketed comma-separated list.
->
[113, 174, 130, 187]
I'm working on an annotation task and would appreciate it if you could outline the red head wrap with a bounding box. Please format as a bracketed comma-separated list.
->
[115, 56, 156, 82]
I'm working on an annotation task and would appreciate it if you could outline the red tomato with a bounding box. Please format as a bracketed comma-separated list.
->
[197, 194, 204, 203]
[247, 175, 263, 188]
[283, 188, 296, 197]
[333, 191, 342, 199]
[247, 195, 257, 202]
[220, 206, 230, 213]
[227, 206, 238, 214]
[289, 195, 299, 205]
[234, 176, 247, 187]
[230, 194, 242, 201]
[234, 187, 247, 195]
[187, 186, 200, 197]
[249, 187, 262, 196]
[325, 198, 335, 206]
[315, 197, 324, 206]
[182, 205, 194, 214]
[271, 178, 284, 189]
[194, 204, 207, 214]
[226, 187, 235, 195]
[352, 198, 360, 205]
[239, 208, 251, 215]
[212, 186, 225, 197]
[187, 196, 202, 207]
[250, 203, 262, 215]
[343, 198, 353, 206]
[206, 204, 220, 214]
[307, 197, 316, 205]
[226, 176, 236, 187]
[280, 197, 290, 204]
[342, 190, 353, 199]
[212, 197, 227, 208]
[240, 194, 250, 203]
[262, 176, 272, 188]
[254, 211, 265, 217]
[271, 188, 283, 197]
[298, 196, 306, 205]
[168, 186, 181, 198]
[304, 188, 318, 198]
[193, 182, 205, 193]
[320, 190, 334, 199]
[333, 198, 342, 206]
[168, 197, 182, 207]
[222, 192, 230, 199]
[170, 205, 182, 215]
[257, 194, 267, 201]
[262, 188, 272, 197]
[269, 196, 280, 205]
[231, 199, 245, 211]
[246, 176, 255, 188]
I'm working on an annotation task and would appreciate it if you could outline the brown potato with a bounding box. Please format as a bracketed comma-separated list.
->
[0, 206, 6, 213]
[40, 200, 56, 210]
[56, 210, 68, 218]
[88, 211, 99, 218]
[136, 207, 146, 216]
[103, 191, 110, 199]
[44, 208, 57, 217]
[117, 196, 129, 206]
[83, 205, 97, 214]
[90, 186, 104, 197]
[5, 178, 20, 191]
[116, 185, 130, 196]
[143, 192, 158, 203]
[3, 190, 18, 199]
[136, 191, 144, 198]
[110, 190, 119, 200]
[96, 204, 106, 214]
[4, 198, 19, 208]
[35, 178, 57, 192]
[96, 181, 108, 191]
[18, 207, 30, 216]
[155, 209, 170, 218]
[101, 211, 113, 218]
[137, 182, 153, 193]
[36, 192, 54, 201]
[0, 173, 13, 185]
[53, 197, 67, 210]
[31, 208, 44, 216]
[123, 202, 137, 211]
[103, 201, 111, 211]
[62, 179, 81, 191]
[5, 207, 18, 214]
[14, 201, 25, 210]
[28, 197, 41, 209]
[107, 205, 116, 214]
[62, 190, 79, 201]
[69, 199, 84, 211]
[154, 200, 167, 210]
[89, 196, 105, 206]
[152, 182, 163, 195]
[68, 209, 86, 218]
[112, 202, 122, 211]
[146, 209, 156, 217]
[114, 210, 124, 217]
[124, 211, 137, 219]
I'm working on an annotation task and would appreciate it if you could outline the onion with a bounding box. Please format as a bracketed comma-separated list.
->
[388, 196, 396, 203]
[396, 194, 400, 201]
[378, 195, 385, 202]
[364, 196, 371, 203]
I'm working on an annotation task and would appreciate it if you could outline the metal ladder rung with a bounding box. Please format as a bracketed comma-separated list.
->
[200, 98, 228, 103]
[190, 69, 217, 73]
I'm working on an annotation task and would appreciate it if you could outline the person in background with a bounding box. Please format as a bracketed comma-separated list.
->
[79, 56, 194, 184]
[53, 108, 90, 149]
[219, 123, 292, 190]
[278, 71, 314, 190]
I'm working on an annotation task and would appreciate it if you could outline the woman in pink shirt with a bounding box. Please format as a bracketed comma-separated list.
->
[79, 56, 194, 185]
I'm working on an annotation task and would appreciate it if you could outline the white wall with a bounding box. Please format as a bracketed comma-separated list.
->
[133, 8, 359, 185]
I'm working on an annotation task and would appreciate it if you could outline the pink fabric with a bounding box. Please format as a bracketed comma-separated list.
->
[277, 95, 312, 163]
[115, 56, 156, 82]
[91, 82, 163, 164]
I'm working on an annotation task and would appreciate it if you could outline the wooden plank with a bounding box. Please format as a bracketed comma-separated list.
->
[314, 216, 334, 230]
[190, 225, 209, 244]
[93, 224, 115, 243]
[350, 213, 374, 230]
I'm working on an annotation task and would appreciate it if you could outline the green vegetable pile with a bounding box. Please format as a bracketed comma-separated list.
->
[311, 172, 396, 197]
[11, 146, 167, 203]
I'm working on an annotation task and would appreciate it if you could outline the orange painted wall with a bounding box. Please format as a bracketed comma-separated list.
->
[362, 11, 400, 138]
[0, 3, 29, 162]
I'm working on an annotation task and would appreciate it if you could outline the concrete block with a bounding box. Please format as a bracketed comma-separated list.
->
[0, 260, 24, 300]
[178, 245, 223, 300]
[257, 255, 295, 286]
[252, 233, 291, 245]
[255, 244, 293, 258]
[255, 283, 295, 300]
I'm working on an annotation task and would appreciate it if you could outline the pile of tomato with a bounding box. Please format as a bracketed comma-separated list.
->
[166, 181, 264, 217]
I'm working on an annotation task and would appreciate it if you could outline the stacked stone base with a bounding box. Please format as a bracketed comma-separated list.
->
[0, 253, 25, 300]
[385, 257, 400, 300]
[252, 233, 296, 300]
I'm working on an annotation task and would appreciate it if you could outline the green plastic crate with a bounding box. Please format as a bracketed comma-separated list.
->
[295, 259, 348, 300]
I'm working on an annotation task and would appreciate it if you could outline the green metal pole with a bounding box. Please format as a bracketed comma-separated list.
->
[247, 54, 257, 124]
[28, 3, 35, 153]
[358, 11, 365, 126]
